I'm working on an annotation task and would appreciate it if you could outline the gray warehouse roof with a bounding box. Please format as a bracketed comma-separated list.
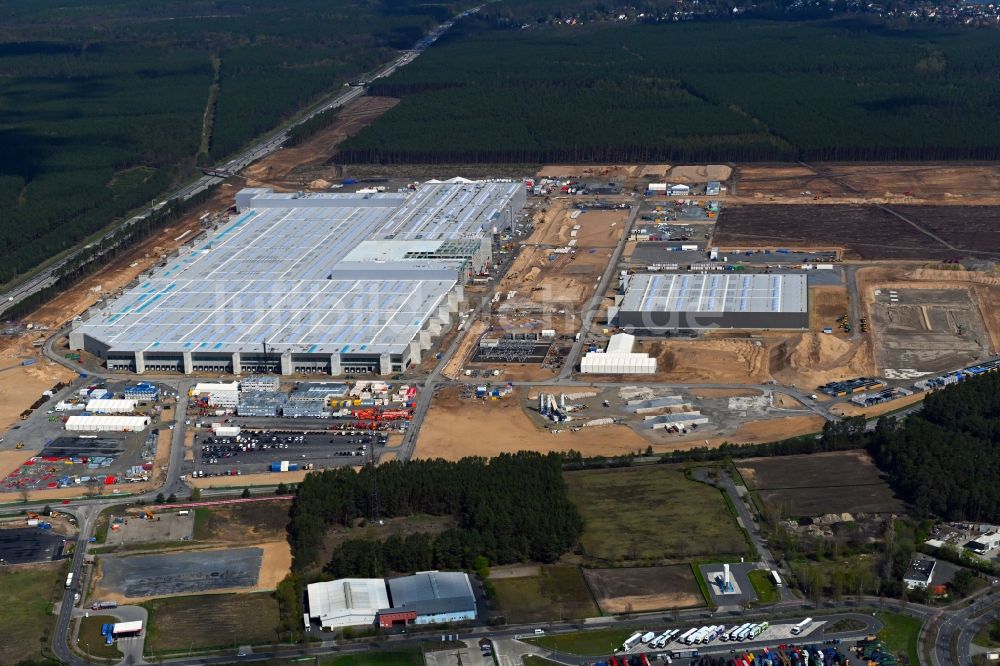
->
[387, 571, 476, 616]
[621, 273, 807, 315]
[74, 181, 522, 357]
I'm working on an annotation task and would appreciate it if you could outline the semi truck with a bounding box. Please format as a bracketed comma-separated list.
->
[726, 623, 750, 641]
[91, 600, 118, 610]
[622, 632, 644, 651]
[790, 617, 813, 635]
[750, 621, 769, 639]
[676, 628, 697, 644]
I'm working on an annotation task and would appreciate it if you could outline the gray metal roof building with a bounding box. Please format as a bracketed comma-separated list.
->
[615, 273, 808, 330]
[70, 181, 525, 376]
[384, 571, 477, 625]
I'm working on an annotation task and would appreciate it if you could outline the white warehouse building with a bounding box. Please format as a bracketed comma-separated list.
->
[69, 180, 526, 377]
[306, 578, 390, 630]
[580, 333, 657, 374]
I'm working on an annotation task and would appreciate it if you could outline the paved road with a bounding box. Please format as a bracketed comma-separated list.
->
[559, 201, 640, 379]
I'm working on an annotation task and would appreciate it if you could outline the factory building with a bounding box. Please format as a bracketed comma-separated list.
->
[190, 382, 240, 407]
[69, 180, 525, 377]
[306, 578, 390, 630]
[612, 273, 808, 331]
[379, 571, 477, 627]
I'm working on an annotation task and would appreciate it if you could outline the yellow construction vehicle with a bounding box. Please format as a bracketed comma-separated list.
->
[15, 441, 24, 449]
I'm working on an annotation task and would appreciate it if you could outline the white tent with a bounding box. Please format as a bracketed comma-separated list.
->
[65, 415, 150, 432]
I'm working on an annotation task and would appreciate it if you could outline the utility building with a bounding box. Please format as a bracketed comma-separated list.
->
[69, 181, 524, 377]
[613, 273, 808, 331]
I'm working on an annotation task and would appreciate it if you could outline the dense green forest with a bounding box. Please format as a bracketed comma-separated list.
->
[0, 0, 460, 287]
[342, 18, 1000, 164]
[288, 453, 583, 574]
[868, 372, 1000, 521]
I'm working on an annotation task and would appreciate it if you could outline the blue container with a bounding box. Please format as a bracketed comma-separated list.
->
[270, 463, 282, 472]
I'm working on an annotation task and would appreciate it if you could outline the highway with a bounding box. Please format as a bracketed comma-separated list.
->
[0, 9, 470, 320]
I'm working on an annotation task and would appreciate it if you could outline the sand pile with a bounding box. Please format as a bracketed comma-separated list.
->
[770, 333, 870, 385]
[308, 178, 331, 190]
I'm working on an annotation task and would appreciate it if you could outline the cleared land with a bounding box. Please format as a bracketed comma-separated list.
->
[565, 465, 748, 564]
[734, 165, 1000, 202]
[583, 565, 703, 613]
[95, 547, 263, 600]
[143, 592, 280, 654]
[192, 500, 291, 543]
[414, 387, 650, 460]
[490, 565, 599, 623]
[737, 450, 904, 517]
[0, 563, 64, 664]
[713, 204, 1000, 260]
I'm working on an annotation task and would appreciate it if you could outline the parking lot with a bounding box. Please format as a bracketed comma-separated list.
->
[0, 526, 66, 564]
[192, 429, 384, 477]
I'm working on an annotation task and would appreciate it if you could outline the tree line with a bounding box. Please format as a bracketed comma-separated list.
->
[342, 18, 1000, 165]
[288, 452, 583, 575]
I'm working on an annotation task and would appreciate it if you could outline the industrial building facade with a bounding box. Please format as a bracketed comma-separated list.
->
[613, 273, 808, 331]
[70, 180, 525, 376]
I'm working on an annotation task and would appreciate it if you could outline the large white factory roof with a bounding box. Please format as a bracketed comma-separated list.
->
[621, 273, 807, 314]
[74, 181, 522, 357]
[307, 579, 389, 629]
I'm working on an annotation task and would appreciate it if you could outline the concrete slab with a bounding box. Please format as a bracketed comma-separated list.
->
[98, 547, 261, 598]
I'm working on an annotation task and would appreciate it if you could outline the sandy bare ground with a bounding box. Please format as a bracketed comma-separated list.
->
[0, 340, 76, 433]
[734, 164, 1000, 203]
[773, 392, 807, 409]
[442, 319, 487, 379]
[810, 285, 850, 334]
[536, 165, 641, 179]
[245, 96, 399, 190]
[649, 338, 771, 384]
[668, 165, 732, 183]
[414, 387, 650, 460]
[657, 414, 826, 452]
[830, 391, 925, 418]
[599, 591, 701, 614]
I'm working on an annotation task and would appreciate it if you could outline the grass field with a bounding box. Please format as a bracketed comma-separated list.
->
[143, 592, 280, 654]
[523, 657, 563, 666]
[565, 466, 748, 563]
[77, 615, 122, 661]
[491, 565, 598, 623]
[0, 563, 64, 664]
[877, 612, 922, 666]
[528, 628, 638, 656]
[323, 650, 423, 665]
[747, 570, 779, 604]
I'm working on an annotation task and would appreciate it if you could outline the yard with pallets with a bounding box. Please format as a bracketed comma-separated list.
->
[490, 565, 598, 623]
[142, 592, 280, 655]
[565, 465, 749, 564]
[736, 450, 904, 517]
[0, 563, 65, 664]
